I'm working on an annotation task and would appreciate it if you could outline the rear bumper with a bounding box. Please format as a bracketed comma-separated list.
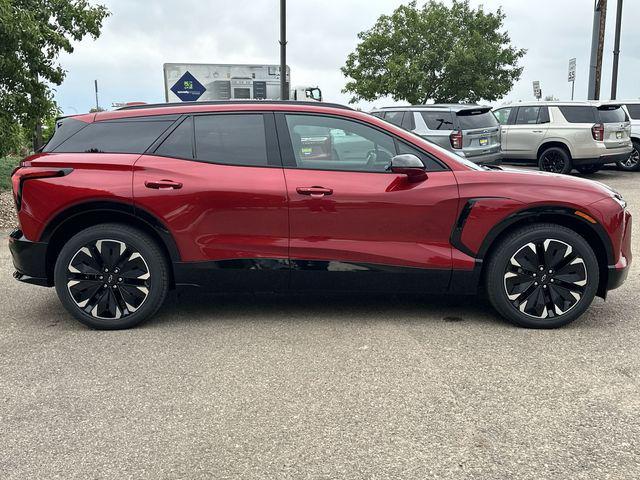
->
[463, 151, 502, 165]
[8, 229, 51, 287]
[574, 150, 632, 166]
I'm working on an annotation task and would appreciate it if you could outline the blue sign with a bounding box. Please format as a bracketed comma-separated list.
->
[170, 71, 206, 102]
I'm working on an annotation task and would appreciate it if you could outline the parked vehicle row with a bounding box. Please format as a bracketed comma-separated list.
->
[9, 101, 631, 330]
[372, 101, 637, 175]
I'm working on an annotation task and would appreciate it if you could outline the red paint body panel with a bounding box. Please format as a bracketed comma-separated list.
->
[132, 156, 288, 262]
[284, 169, 459, 269]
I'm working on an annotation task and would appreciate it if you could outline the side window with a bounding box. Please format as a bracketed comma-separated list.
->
[285, 114, 396, 172]
[53, 118, 175, 153]
[401, 111, 415, 130]
[384, 111, 405, 127]
[420, 111, 454, 130]
[493, 108, 512, 125]
[194, 114, 268, 166]
[515, 106, 541, 125]
[396, 141, 445, 171]
[626, 104, 640, 120]
[538, 106, 550, 124]
[370, 112, 384, 119]
[558, 106, 596, 123]
[155, 117, 193, 159]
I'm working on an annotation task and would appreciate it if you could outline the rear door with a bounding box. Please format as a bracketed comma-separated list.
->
[276, 112, 459, 293]
[597, 105, 631, 150]
[493, 107, 516, 154]
[455, 108, 501, 161]
[500, 106, 550, 160]
[133, 112, 290, 290]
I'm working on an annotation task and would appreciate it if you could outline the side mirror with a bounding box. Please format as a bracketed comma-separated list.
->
[388, 154, 427, 182]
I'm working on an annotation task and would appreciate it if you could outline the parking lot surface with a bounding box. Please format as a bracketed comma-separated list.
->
[1, 167, 639, 479]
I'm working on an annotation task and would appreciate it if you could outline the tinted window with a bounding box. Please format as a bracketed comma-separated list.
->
[53, 118, 174, 153]
[384, 111, 404, 127]
[396, 141, 445, 171]
[194, 114, 268, 166]
[493, 108, 512, 125]
[156, 117, 193, 159]
[598, 106, 627, 123]
[456, 110, 498, 129]
[558, 106, 596, 123]
[401, 111, 415, 130]
[420, 111, 454, 130]
[538, 106, 550, 123]
[370, 112, 384, 119]
[515, 106, 540, 125]
[43, 118, 88, 152]
[626, 104, 640, 120]
[285, 114, 396, 172]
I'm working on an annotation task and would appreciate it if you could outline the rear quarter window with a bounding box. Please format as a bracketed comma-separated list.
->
[626, 104, 640, 120]
[52, 117, 176, 153]
[420, 111, 454, 130]
[456, 110, 498, 130]
[558, 106, 596, 123]
[383, 111, 405, 127]
[42, 118, 89, 152]
[598, 106, 628, 123]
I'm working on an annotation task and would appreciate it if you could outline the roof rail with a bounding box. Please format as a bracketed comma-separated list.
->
[117, 100, 354, 111]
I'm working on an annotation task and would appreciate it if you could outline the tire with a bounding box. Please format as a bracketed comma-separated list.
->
[575, 164, 601, 174]
[538, 147, 572, 174]
[616, 139, 640, 171]
[485, 223, 599, 329]
[54, 223, 169, 329]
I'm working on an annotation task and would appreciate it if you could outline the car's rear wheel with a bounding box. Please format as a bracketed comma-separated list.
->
[616, 140, 640, 171]
[485, 223, 599, 328]
[538, 147, 572, 174]
[575, 164, 601, 174]
[54, 224, 169, 329]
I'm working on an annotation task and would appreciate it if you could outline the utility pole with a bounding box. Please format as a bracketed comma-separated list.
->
[94, 79, 100, 110]
[610, 0, 623, 99]
[588, 0, 607, 100]
[279, 0, 288, 100]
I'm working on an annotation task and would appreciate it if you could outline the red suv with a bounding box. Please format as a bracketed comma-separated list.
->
[9, 101, 632, 329]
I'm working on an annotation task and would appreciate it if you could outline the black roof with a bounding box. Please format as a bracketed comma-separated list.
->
[117, 100, 354, 111]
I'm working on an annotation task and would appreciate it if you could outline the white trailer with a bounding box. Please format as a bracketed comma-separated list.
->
[163, 63, 321, 103]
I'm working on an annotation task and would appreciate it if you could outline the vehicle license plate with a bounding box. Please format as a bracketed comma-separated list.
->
[616, 131, 623, 139]
[479, 138, 488, 146]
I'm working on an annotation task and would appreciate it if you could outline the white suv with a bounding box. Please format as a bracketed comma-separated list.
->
[493, 102, 632, 174]
[619, 102, 640, 171]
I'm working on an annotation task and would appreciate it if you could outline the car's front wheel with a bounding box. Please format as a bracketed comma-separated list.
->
[485, 223, 599, 328]
[54, 223, 169, 329]
[616, 139, 640, 172]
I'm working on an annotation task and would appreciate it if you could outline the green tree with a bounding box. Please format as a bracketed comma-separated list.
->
[342, 0, 526, 105]
[0, 0, 110, 155]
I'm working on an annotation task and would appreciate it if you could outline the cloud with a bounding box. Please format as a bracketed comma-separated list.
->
[53, 0, 640, 114]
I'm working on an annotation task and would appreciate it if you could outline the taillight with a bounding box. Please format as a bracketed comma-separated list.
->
[12, 167, 73, 211]
[450, 130, 463, 149]
[592, 123, 605, 141]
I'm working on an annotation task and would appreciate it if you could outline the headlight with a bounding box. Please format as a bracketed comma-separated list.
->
[612, 192, 627, 210]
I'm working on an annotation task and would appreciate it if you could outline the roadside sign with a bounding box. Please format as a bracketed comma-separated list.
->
[533, 81, 542, 99]
[170, 71, 206, 102]
[568, 58, 576, 82]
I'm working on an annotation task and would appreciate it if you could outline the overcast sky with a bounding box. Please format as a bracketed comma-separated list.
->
[53, 0, 640, 114]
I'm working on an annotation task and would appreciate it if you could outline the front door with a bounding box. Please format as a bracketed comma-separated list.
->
[276, 112, 459, 293]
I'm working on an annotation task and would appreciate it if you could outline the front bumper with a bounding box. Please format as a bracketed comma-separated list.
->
[8, 229, 52, 287]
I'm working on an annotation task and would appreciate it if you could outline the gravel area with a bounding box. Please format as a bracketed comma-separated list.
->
[0, 191, 17, 229]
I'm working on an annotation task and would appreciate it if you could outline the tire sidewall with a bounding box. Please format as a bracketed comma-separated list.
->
[54, 224, 168, 329]
[617, 140, 640, 171]
[538, 147, 572, 174]
[486, 225, 599, 328]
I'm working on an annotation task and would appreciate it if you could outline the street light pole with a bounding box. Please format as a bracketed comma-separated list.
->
[588, 0, 607, 100]
[611, 0, 623, 100]
[279, 0, 288, 100]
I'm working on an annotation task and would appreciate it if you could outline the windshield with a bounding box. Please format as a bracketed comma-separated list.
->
[456, 110, 498, 130]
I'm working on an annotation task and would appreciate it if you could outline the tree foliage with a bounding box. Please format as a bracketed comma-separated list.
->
[342, 0, 526, 105]
[0, 0, 110, 155]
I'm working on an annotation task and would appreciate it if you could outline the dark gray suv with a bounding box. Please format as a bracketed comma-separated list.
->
[370, 104, 502, 165]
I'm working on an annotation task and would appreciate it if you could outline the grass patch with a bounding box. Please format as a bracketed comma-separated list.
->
[1, 156, 21, 191]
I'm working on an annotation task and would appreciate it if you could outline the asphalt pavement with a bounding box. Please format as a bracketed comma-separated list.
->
[1, 167, 639, 479]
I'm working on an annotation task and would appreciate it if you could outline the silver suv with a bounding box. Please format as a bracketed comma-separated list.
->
[493, 101, 632, 174]
[370, 105, 502, 165]
[619, 102, 640, 171]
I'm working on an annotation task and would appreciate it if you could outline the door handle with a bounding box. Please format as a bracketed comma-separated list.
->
[532, 130, 543, 133]
[145, 179, 183, 190]
[296, 186, 333, 198]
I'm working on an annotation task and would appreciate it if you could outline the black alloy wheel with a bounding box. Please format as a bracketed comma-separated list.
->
[616, 140, 640, 171]
[54, 224, 168, 329]
[538, 147, 572, 174]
